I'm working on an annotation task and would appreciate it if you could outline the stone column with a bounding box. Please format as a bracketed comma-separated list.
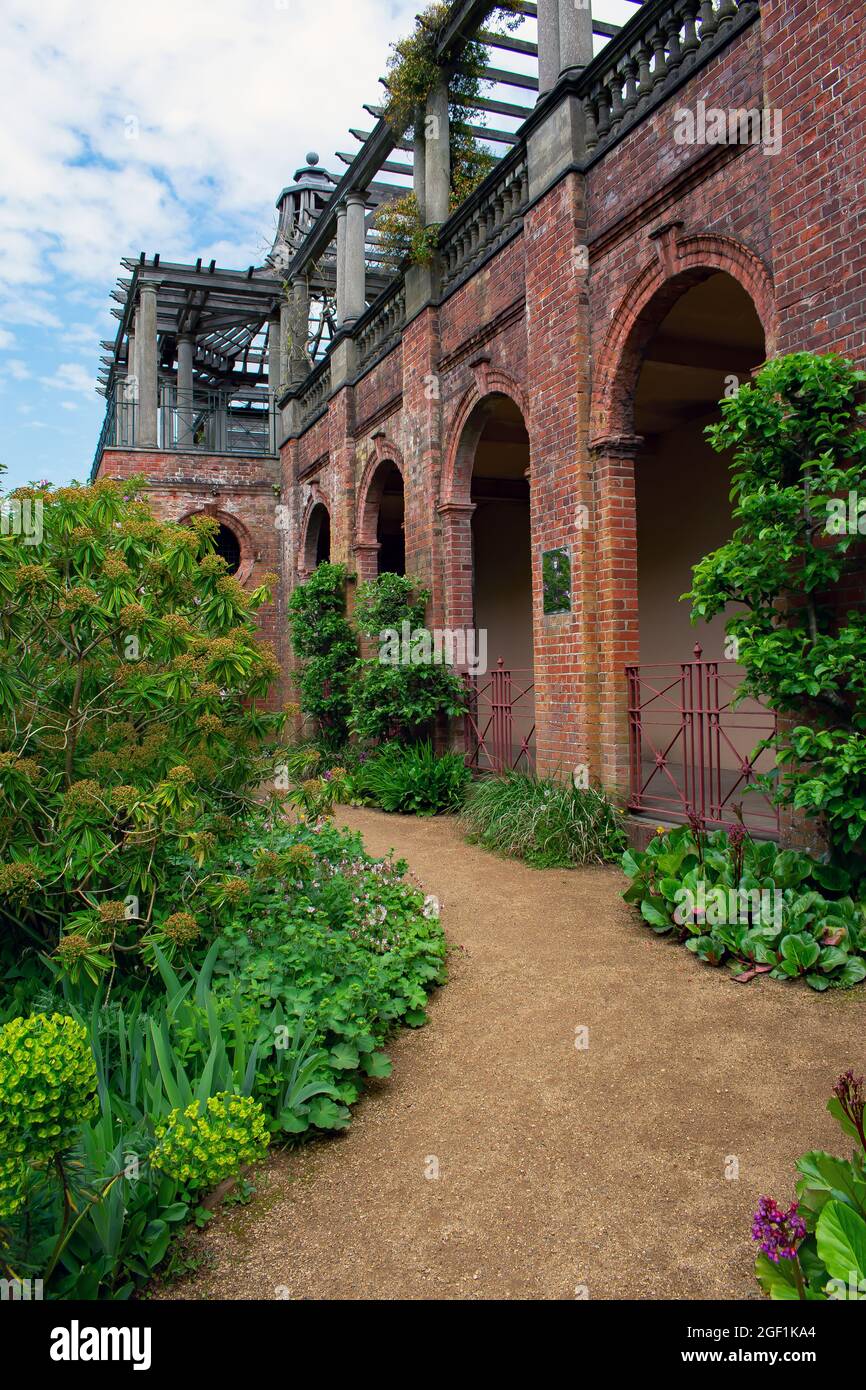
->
[176, 333, 195, 448]
[290, 278, 310, 383]
[537, 0, 562, 96]
[560, 0, 594, 75]
[279, 296, 291, 389]
[335, 203, 347, 326]
[137, 284, 158, 447]
[268, 310, 281, 449]
[120, 323, 136, 445]
[343, 192, 366, 325]
[413, 108, 427, 222]
[424, 76, 451, 224]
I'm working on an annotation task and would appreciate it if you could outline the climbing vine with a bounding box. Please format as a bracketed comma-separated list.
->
[376, 0, 521, 265]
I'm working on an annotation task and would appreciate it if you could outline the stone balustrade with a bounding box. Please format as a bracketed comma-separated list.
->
[355, 279, 407, 375]
[439, 149, 529, 294]
[296, 358, 331, 430]
[581, 0, 759, 156]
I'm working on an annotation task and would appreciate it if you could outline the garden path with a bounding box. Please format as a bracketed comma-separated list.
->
[163, 808, 864, 1300]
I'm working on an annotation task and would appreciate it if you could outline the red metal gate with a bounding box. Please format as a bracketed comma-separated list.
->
[626, 644, 779, 833]
[463, 659, 535, 773]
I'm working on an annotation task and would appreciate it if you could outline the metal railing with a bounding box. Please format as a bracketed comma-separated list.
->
[463, 659, 536, 773]
[626, 643, 779, 833]
[92, 384, 277, 472]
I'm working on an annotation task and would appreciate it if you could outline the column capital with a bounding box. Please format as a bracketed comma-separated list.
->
[588, 433, 645, 459]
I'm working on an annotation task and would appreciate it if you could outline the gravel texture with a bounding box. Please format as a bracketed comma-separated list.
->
[155, 807, 864, 1301]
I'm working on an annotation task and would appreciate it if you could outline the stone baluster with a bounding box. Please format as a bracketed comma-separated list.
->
[698, 0, 718, 38]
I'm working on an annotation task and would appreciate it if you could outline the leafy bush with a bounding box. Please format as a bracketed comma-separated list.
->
[288, 562, 357, 750]
[688, 353, 866, 879]
[752, 1069, 866, 1300]
[621, 824, 866, 990]
[0, 477, 287, 983]
[460, 772, 627, 868]
[0, 811, 446, 1296]
[350, 572, 466, 743]
[354, 740, 470, 815]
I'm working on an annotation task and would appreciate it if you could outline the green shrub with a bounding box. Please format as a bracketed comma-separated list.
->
[355, 740, 470, 815]
[0, 476, 288, 984]
[350, 573, 466, 743]
[752, 1069, 866, 1300]
[0, 1012, 98, 1215]
[621, 824, 866, 990]
[687, 353, 866, 879]
[460, 772, 627, 868]
[288, 562, 357, 750]
[151, 1093, 269, 1192]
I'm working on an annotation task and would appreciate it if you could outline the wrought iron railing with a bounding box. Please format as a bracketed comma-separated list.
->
[463, 659, 535, 774]
[626, 643, 778, 834]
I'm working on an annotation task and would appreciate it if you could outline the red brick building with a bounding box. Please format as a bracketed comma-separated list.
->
[94, 0, 866, 844]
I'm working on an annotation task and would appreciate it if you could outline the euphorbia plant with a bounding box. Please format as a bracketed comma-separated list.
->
[688, 353, 866, 879]
[0, 476, 288, 982]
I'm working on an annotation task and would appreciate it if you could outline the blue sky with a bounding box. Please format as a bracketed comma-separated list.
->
[0, 0, 634, 490]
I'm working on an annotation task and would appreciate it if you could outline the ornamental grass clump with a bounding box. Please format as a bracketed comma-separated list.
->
[460, 771, 626, 868]
[151, 1093, 270, 1193]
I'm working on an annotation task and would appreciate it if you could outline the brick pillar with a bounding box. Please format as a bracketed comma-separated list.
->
[437, 502, 476, 639]
[590, 433, 643, 801]
[326, 387, 356, 570]
[400, 295, 443, 624]
[523, 171, 594, 782]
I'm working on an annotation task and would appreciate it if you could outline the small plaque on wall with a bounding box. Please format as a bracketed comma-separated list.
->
[542, 546, 571, 615]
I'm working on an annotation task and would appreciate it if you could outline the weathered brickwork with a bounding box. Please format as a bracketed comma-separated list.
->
[96, 7, 866, 839]
[96, 449, 287, 702]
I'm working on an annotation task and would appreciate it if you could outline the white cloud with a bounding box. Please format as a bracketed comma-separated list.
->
[41, 362, 95, 395]
[7, 359, 31, 380]
[0, 328, 14, 350]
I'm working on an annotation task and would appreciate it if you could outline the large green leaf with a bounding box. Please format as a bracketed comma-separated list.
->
[816, 1200, 866, 1284]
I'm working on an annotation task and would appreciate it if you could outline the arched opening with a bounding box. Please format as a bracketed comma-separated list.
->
[467, 393, 534, 770]
[632, 270, 774, 829]
[304, 502, 331, 570]
[374, 461, 405, 575]
[214, 523, 241, 575]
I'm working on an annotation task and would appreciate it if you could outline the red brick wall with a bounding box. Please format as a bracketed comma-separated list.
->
[96, 448, 287, 703]
[117, 7, 866, 838]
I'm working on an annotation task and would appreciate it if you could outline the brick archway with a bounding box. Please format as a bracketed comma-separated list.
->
[299, 488, 331, 577]
[591, 231, 777, 440]
[440, 369, 529, 508]
[354, 438, 406, 582]
[180, 506, 255, 585]
[588, 232, 777, 801]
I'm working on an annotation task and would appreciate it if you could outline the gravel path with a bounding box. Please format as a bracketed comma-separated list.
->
[160, 808, 865, 1301]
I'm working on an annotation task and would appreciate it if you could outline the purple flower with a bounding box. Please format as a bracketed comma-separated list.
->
[833, 1068, 865, 1147]
[751, 1196, 806, 1263]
